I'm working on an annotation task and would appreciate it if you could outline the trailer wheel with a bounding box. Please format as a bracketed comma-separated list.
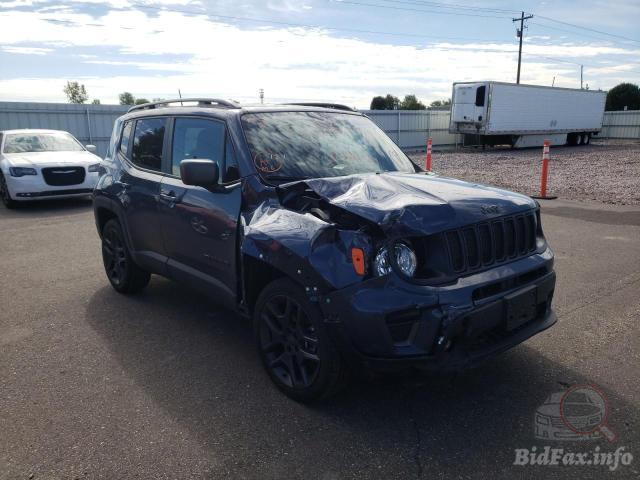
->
[576, 133, 583, 146]
[583, 134, 590, 145]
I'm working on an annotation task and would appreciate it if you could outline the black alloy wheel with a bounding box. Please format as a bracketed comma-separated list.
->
[259, 294, 321, 389]
[101, 219, 150, 294]
[254, 279, 347, 402]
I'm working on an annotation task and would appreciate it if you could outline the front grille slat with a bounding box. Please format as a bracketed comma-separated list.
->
[445, 211, 538, 275]
[42, 167, 85, 186]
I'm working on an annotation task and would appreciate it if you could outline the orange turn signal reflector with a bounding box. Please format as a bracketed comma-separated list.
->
[351, 247, 366, 276]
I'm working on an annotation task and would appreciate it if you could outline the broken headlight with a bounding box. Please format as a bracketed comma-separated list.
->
[374, 242, 417, 277]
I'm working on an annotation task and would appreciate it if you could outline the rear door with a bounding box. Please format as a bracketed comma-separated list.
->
[159, 116, 242, 302]
[117, 117, 168, 272]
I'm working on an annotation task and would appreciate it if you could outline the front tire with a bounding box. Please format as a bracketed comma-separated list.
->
[101, 219, 150, 294]
[0, 172, 17, 209]
[254, 278, 347, 402]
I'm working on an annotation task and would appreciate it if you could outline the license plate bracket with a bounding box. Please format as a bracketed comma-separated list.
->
[504, 285, 538, 331]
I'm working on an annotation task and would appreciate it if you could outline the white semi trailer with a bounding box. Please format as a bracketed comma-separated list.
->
[449, 81, 606, 148]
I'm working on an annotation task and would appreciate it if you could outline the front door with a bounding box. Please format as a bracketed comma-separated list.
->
[159, 117, 242, 302]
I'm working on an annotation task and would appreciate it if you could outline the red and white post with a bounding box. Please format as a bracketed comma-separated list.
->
[425, 137, 433, 171]
[532, 139, 557, 200]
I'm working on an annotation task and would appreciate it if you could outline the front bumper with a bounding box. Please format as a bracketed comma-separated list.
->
[321, 248, 556, 372]
[5, 169, 98, 201]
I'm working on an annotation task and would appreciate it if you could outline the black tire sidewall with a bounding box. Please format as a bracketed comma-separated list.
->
[101, 218, 149, 293]
[254, 278, 343, 402]
[0, 173, 16, 208]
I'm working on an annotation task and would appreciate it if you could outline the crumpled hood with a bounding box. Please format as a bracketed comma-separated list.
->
[287, 172, 536, 236]
[4, 151, 100, 167]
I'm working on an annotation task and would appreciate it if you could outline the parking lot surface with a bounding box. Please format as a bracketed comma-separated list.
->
[1, 197, 639, 479]
[408, 140, 640, 205]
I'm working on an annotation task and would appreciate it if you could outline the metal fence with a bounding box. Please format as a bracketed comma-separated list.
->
[362, 109, 640, 149]
[0, 102, 129, 157]
[0, 102, 637, 158]
[361, 109, 458, 149]
[600, 110, 640, 139]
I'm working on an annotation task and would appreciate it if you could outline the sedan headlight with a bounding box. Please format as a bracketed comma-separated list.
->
[88, 163, 102, 173]
[374, 242, 418, 277]
[9, 167, 37, 177]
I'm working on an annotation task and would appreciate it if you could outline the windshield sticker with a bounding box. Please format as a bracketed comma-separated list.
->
[254, 152, 284, 173]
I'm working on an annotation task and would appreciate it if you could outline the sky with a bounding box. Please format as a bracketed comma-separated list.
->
[0, 0, 639, 108]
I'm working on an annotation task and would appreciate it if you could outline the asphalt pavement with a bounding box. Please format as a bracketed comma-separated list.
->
[1, 197, 638, 479]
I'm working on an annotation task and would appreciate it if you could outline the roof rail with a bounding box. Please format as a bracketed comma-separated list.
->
[127, 98, 240, 113]
[284, 102, 356, 112]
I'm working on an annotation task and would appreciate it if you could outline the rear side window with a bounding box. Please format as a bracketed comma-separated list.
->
[131, 118, 166, 171]
[119, 121, 132, 156]
[475, 86, 486, 107]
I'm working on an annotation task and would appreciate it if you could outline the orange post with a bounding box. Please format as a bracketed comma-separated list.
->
[532, 140, 557, 200]
[426, 137, 432, 171]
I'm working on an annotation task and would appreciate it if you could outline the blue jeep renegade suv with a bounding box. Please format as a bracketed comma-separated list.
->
[93, 98, 556, 402]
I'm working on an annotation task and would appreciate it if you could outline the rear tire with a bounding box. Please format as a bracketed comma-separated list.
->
[576, 133, 583, 146]
[254, 278, 348, 402]
[583, 133, 590, 145]
[0, 173, 17, 209]
[101, 219, 150, 294]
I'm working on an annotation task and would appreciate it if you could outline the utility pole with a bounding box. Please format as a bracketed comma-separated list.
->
[580, 65, 583, 89]
[513, 11, 533, 84]
[259, 88, 264, 104]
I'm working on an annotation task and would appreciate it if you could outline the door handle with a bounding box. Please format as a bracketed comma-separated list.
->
[159, 190, 181, 207]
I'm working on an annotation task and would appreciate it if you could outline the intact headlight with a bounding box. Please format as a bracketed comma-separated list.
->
[374, 242, 417, 277]
[9, 167, 37, 177]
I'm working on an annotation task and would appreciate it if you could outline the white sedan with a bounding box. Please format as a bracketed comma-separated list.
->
[0, 129, 102, 208]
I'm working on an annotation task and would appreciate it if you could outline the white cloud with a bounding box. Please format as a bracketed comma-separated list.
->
[1, 45, 52, 55]
[0, 5, 637, 106]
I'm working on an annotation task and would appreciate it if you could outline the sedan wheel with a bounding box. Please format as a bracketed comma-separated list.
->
[0, 173, 16, 209]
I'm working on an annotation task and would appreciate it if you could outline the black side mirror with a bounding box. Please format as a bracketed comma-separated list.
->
[180, 159, 219, 187]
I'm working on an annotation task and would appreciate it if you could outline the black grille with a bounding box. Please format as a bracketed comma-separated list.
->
[42, 167, 85, 186]
[445, 211, 538, 274]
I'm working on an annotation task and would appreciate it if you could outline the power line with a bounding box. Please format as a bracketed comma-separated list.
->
[367, 0, 520, 14]
[535, 14, 640, 44]
[333, 0, 511, 18]
[129, 2, 509, 43]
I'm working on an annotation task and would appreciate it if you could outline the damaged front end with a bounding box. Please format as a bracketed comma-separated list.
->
[240, 172, 556, 373]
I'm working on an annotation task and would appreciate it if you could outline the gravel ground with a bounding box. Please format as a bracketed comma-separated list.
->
[408, 139, 640, 205]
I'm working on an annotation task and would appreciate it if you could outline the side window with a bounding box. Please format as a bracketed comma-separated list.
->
[172, 118, 225, 179]
[224, 134, 240, 183]
[475, 86, 486, 107]
[131, 118, 166, 171]
[119, 121, 132, 157]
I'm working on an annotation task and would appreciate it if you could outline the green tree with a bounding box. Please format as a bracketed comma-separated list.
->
[384, 94, 400, 109]
[429, 98, 451, 108]
[91, 99, 101, 105]
[63, 81, 88, 104]
[370, 94, 400, 109]
[134, 98, 150, 105]
[605, 83, 640, 111]
[370, 96, 387, 110]
[400, 94, 426, 110]
[119, 92, 136, 105]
